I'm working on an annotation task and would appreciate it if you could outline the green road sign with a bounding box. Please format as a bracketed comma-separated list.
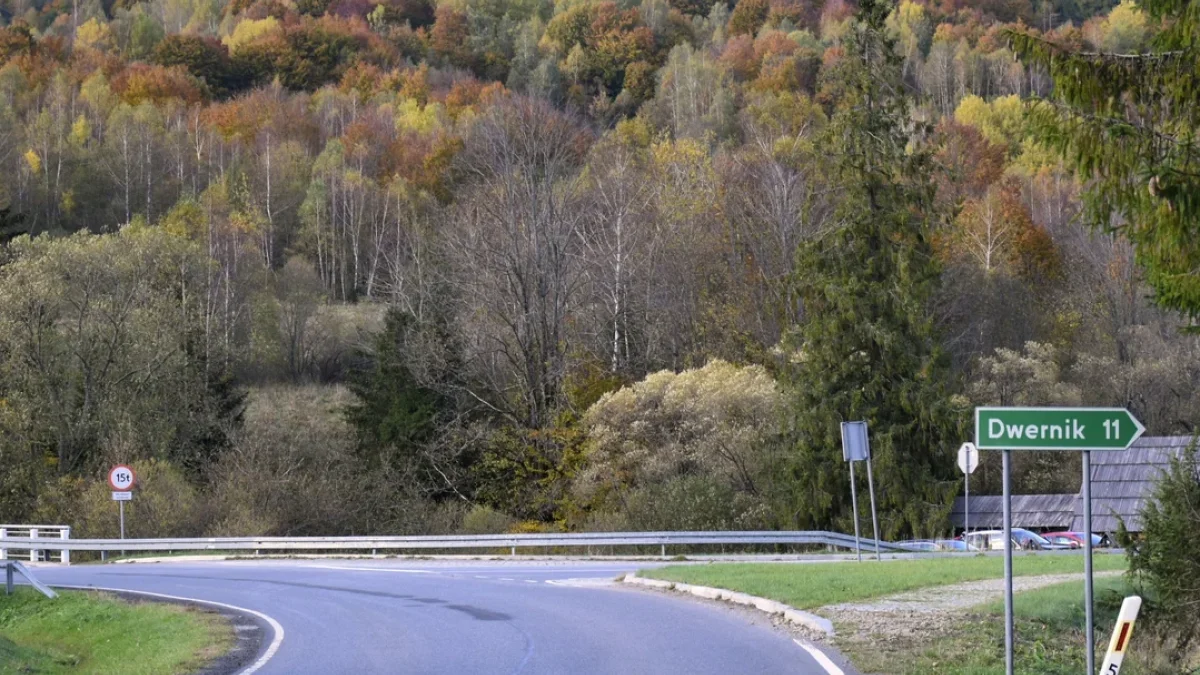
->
[975, 407, 1145, 450]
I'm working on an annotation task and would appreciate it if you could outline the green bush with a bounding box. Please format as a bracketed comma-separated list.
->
[459, 505, 516, 534]
[623, 475, 771, 532]
[1121, 443, 1200, 628]
[35, 459, 203, 538]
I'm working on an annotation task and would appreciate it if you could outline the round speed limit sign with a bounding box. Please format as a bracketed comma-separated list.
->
[108, 465, 136, 491]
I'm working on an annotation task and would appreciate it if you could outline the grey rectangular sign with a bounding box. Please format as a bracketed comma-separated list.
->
[841, 421, 870, 461]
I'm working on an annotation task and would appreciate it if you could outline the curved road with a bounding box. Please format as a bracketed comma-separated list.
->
[33, 560, 843, 674]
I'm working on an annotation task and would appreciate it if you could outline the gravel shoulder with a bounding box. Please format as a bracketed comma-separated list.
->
[820, 570, 1123, 645]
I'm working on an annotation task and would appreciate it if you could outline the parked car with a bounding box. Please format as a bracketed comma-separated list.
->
[1043, 531, 1109, 548]
[895, 539, 939, 552]
[963, 528, 1073, 551]
[935, 539, 977, 552]
[1044, 534, 1082, 549]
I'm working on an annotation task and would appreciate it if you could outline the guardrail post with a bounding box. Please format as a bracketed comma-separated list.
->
[661, 544, 666, 558]
[29, 527, 38, 563]
[60, 527, 70, 565]
[6, 563, 12, 595]
[511, 546, 516, 557]
[1, 527, 6, 560]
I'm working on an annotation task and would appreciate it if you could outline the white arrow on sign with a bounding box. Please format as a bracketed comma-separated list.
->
[958, 442, 979, 474]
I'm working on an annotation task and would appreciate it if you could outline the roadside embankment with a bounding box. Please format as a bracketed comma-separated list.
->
[0, 587, 232, 674]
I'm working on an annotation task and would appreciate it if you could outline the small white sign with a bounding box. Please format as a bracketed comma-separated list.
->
[108, 465, 136, 491]
[112, 491, 133, 501]
[958, 442, 979, 474]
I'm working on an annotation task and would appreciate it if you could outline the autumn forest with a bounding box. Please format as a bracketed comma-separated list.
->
[0, 0, 1197, 541]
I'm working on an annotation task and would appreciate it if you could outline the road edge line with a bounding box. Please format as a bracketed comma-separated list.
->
[793, 639, 846, 675]
[620, 573, 835, 635]
[52, 584, 284, 675]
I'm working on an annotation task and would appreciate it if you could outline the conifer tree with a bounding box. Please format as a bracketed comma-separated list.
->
[1009, 3, 1200, 322]
[783, 0, 964, 539]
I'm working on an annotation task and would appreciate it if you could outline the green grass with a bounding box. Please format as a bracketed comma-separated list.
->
[0, 588, 232, 674]
[843, 576, 1171, 675]
[639, 553, 1128, 609]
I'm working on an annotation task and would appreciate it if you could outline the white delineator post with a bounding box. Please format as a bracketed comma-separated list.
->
[29, 527, 38, 563]
[1099, 596, 1142, 675]
[0, 527, 6, 561]
[60, 527, 70, 565]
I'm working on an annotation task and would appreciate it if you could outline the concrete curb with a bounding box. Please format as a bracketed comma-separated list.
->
[621, 573, 835, 635]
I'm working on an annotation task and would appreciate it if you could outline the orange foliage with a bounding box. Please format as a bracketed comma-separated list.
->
[399, 63, 431, 105]
[934, 120, 1008, 204]
[111, 64, 204, 106]
[720, 34, 760, 81]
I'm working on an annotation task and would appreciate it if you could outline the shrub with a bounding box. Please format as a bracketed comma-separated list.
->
[459, 505, 516, 535]
[1121, 443, 1200, 627]
[623, 475, 772, 532]
[36, 459, 203, 538]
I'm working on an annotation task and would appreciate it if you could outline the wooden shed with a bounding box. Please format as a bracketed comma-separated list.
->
[950, 494, 1076, 530]
[950, 435, 1196, 534]
[1070, 435, 1195, 532]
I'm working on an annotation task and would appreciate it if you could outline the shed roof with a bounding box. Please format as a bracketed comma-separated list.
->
[950, 436, 1197, 533]
[950, 493, 1076, 530]
[1070, 435, 1195, 532]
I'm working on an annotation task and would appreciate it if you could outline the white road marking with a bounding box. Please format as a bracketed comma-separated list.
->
[794, 639, 844, 675]
[545, 578, 616, 587]
[308, 565, 437, 574]
[53, 584, 284, 675]
[499, 578, 515, 581]
[524, 580, 539, 584]
[475, 575, 489, 579]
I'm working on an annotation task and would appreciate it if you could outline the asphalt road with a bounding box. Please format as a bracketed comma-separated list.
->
[32, 560, 841, 674]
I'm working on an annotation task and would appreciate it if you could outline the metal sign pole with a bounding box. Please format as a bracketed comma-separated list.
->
[1003, 448, 1014, 675]
[119, 500, 125, 540]
[865, 456, 881, 560]
[965, 470, 970, 541]
[1084, 450, 1095, 675]
[849, 460, 862, 563]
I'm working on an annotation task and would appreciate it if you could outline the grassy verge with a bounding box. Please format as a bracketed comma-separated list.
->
[841, 577, 1184, 675]
[0, 588, 232, 674]
[639, 554, 1127, 609]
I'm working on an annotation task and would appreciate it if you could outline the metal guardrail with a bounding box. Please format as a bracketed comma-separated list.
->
[4, 561, 58, 598]
[0, 530, 910, 557]
[0, 525, 70, 564]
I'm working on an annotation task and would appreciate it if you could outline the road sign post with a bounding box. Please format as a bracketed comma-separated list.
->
[865, 454, 880, 560]
[849, 460, 861, 562]
[108, 465, 136, 543]
[841, 422, 878, 561]
[1002, 448, 1013, 675]
[975, 407, 1144, 675]
[957, 443, 978, 539]
[1084, 449, 1094, 675]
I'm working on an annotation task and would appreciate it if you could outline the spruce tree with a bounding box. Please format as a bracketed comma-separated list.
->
[783, 0, 964, 539]
[1009, 4, 1200, 322]
[346, 308, 454, 492]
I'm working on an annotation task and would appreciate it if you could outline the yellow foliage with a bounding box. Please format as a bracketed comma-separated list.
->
[223, 17, 281, 52]
[954, 94, 1024, 149]
[70, 115, 92, 146]
[23, 148, 41, 174]
[75, 17, 115, 51]
[394, 98, 442, 134]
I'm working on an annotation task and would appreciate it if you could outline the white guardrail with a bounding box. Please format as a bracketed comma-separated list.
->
[0, 525, 70, 564]
[0, 529, 910, 562]
[4, 560, 57, 598]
